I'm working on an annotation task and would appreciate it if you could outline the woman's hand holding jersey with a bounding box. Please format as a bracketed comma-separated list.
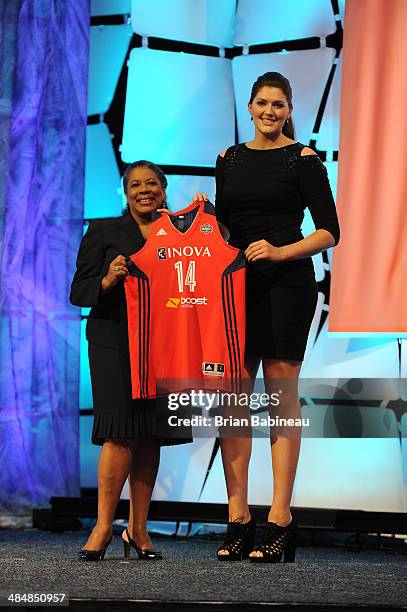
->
[157, 192, 209, 215]
[101, 254, 128, 293]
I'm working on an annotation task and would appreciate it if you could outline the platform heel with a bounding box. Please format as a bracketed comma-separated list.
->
[283, 537, 296, 563]
[217, 517, 256, 561]
[249, 519, 297, 563]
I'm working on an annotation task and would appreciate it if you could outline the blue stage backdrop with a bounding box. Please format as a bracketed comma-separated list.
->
[0, 0, 89, 513]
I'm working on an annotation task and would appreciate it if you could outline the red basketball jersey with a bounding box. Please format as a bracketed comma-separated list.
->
[124, 200, 246, 399]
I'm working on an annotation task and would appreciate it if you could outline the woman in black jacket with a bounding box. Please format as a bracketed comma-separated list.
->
[70, 160, 191, 561]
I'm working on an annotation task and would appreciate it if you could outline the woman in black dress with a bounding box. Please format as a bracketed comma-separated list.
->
[214, 72, 340, 562]
[70, 160, 191, 560]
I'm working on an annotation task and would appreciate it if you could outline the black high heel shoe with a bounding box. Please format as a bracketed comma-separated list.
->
[249, 519, 297, 563]
[78, 535, 113, 561]
[217, 517, 256, 561]
[122, 528, 162, 560]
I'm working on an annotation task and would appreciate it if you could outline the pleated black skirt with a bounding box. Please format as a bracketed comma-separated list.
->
[89, 343, 192, 446]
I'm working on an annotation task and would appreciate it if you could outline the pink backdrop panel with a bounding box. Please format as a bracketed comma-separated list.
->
[329, 0, 407, 334]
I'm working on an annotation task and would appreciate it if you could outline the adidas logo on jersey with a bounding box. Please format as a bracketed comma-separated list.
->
[156, 227, 167, 236]
[202, 362, 225, 376]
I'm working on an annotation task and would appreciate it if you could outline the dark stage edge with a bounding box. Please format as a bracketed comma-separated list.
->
[0, 531, 406, 611]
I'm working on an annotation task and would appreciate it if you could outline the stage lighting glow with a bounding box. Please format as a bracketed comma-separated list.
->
[88, 24, 132, 115]
[130, 0, 235, 47]
[301, 208, 324, 282]
[91, 0, 130, 16]
[121, 48, 235, 166]
[234, 0, 336, 46]
[85, 124, 122, 219]
[300, 320, 400, 383]
[166, 175, 215, 212]
[80, 320, 93, 410]
[293, 437, 405, 512]
[317, 54, 342, 151]
[232, 48, 335, 145]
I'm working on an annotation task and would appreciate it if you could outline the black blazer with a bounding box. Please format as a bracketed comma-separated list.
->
[70, 214, 146, 351]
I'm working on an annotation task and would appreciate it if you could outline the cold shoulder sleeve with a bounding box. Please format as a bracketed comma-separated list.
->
[298, 154, 340, 246]
[215, 154, 230, 230]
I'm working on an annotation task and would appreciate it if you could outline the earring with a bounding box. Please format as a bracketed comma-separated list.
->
[250, 115, 253, 121]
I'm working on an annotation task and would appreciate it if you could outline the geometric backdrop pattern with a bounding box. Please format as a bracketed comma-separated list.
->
[80, 0, 406, 512]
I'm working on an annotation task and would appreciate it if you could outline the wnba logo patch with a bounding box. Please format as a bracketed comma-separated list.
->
[157, 247, 167, 260]
[200, 223, 213, 234]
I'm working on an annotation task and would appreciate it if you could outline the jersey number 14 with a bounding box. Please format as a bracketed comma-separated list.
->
[175, 260, 196, 293]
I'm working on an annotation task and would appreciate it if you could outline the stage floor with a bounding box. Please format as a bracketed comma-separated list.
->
[0, 529, 406, 610]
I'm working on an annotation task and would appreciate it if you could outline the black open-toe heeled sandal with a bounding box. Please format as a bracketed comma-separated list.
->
[122, 528, 162, 560]
[78, 535, 113, 561]
[249, 519, 297, 563]
[217, 517, 256, 561]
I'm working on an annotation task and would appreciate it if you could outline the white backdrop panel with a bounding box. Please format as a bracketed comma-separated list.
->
[199, 437, 274, 504]
[293, 437, 405, 512]
[131, 0, 235, 47]
[88, 24, 132, 115]
[301, 208, 324, 282]
[234, 0, 336, 46]
[122, 49, 235, 166]
[232, 49, 335, 145]
[120, 438, 215, 501]
[401, 340, 407, 401]
[300, 319, 400, 400]
[302, 292, 325, 367]
[325, 161, 338, 269]
[401, 414, 407, 500]
[338, 0, 346, 28]
[317, 54, 342, 151]
[80, 320, 92, 410]
[85, 124, 122, 219]
[166, 175, 215, 212]
[301, 404, 400, 438]
[325, 161, 338, 198]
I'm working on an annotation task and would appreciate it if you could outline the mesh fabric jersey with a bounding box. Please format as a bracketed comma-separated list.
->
[124, 200, 246, 399]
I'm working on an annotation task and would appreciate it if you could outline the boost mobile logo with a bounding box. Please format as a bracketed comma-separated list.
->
[166, 297, 180, 308]
[166, 296, 208, 308]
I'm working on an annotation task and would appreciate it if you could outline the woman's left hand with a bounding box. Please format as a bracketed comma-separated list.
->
[192, 192, 209, 202]
[245, 239, 284, 262]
